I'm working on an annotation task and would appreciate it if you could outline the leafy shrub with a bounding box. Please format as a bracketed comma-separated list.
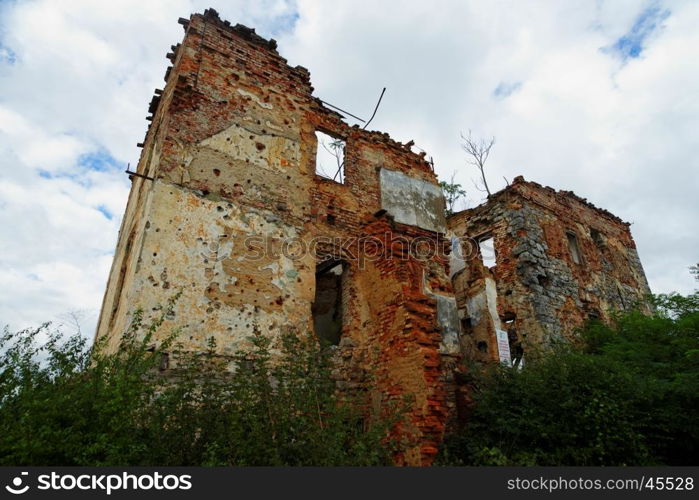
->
[0, 306, 396, 466]
[438, 292, 699, 466]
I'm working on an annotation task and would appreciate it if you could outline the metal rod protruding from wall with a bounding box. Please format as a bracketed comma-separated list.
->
[362, 87, 386, 130]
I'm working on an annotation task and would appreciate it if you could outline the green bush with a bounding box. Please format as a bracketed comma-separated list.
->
[438, 292, 699, 466]
[0, 306, 396, 466]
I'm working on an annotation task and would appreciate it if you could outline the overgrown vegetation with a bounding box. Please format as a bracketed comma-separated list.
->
[438, 292, 699, 466]
[4, 290, 698, 466]
[0, 304, 397, 466]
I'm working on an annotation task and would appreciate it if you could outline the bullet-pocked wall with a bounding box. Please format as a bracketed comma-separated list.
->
[94, 9, 460, 466]
[447, 176, 652, 365]
[96, 9, 654, 465]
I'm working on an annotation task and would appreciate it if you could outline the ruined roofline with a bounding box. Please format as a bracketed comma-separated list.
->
[182, 8, 281, 56]
[448, 175, 629, 227]
[345, 125, 433, 166]
[176, 8, 312, 85]
[166, 9, 434, 172]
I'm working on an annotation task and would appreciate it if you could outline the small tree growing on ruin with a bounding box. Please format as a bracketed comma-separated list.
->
[439, 173, 467, 216]
[461, 130, 495, 197]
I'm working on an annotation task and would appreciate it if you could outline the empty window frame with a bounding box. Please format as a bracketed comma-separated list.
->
[312, 260, 345, 345]
[478, 236, 497, 268]
[590, 227, 605, 248]
[315, 130, 345, 183]
[566, 231, 582, 264]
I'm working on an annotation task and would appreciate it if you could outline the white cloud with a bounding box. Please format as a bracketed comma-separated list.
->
[0, 0, 696, 341]
[0, 0, 300, 337]
[280, 0, 699, 294]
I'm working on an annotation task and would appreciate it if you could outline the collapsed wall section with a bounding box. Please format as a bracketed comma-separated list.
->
[448, 176, 651, 364]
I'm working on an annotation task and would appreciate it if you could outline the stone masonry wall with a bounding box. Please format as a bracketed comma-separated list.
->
[448, 176, 651, 363]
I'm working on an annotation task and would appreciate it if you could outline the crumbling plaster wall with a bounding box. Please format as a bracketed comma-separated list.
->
[95, 9, 460, 466]
[448, 176, 651, 362]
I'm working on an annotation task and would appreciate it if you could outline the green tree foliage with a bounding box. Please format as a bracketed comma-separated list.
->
[438, 292, 699, 466]
[0, 307, 397, 466]
[439, 176, 467, 216]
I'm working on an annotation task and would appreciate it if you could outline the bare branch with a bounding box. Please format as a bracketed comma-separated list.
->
[471, 178, 487, 193]
[461, 130, 495, 197]
[56, 309, 87, 336]
[319, 138, 345, 183]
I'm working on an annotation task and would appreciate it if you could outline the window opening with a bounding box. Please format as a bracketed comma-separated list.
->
[315, 130, 345, 183]
[478, 236, 496, 268]
[566, 232, 582, 264]
[312, 260, 345, 345]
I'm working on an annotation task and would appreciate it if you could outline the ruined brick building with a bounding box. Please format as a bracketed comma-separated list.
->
[95, 9, 651, 465]
[448, 177, 651, 367]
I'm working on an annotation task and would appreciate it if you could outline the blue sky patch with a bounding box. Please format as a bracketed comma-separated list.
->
[36, 149, 121, 188]
[610, 6, 670, 60]
[0, 43, 16, 65]
[78, 149, 120, 172]
[268, 11, 300, 37]
[493, 81, 522, 99]
[96, 205, 113, 220]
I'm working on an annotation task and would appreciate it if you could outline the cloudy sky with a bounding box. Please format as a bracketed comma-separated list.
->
[0, 0, 697, 338]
